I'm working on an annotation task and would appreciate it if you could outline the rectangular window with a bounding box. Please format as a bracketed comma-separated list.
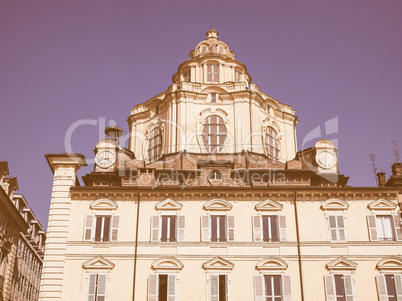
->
[87, 274, 108, 301]
[235, 70, 241, 82]
[376, 216, 395, 241]
[262, 216, 279, 242]
[328, 215, 347, 241]
[151, 215, 185, 242]
[148, 274, 177, 301]
[211, 93, 216, 103]
[84, 215, 119, 242]
[253, 215, 286, 242]
[161, 216, 177, 242]
[325, 274, 355, 301]
[211, 216, 227, 242]
[376, 274, 402, 301]
[367, 214, 402, 242]
[254, 275, 292, 301]
[95, 216, 111, 242]
[183, 70, 190, 82]
[209, 274, 228, 301]
[207, 64, 219, 83]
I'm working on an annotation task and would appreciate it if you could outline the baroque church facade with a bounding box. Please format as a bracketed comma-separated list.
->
[39, 29, 402, 301]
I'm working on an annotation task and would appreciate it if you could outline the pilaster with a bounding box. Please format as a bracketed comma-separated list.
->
[39, 154, 86, 301]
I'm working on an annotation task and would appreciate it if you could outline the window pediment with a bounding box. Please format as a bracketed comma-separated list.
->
[368, 199, 397, 210]
[256, 257, 288, 271]
[204, 199, 232, 211]
[155, 198, 183, 211]
[83, 256, 115, 270]
[151, 257, 183, 271]
[377, 257, 402, 272]
[203, 257, 234, 271]
[255, 199, 283, 211]
[326, 257, 357, 272]
[90, 199, 118, 210]
[321, 199, 349, 211]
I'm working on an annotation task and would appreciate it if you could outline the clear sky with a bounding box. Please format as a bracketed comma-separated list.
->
[1, 0, 401, 228]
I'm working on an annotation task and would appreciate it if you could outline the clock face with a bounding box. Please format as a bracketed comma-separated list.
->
[96, 150, 116, 168]
[316, 152, 336, 169]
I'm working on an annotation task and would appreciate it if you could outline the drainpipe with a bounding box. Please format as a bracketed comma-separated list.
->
[132, 190, 141, 301]
[293, 190, 305, 301]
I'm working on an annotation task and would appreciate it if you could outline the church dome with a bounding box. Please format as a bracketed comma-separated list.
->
[189, 28, 235, 60]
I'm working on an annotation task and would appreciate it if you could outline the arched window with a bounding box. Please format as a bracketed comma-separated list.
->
[201, 116, 227, 153]
[147, 126, 163, 162]
[265, 127, 279, 161]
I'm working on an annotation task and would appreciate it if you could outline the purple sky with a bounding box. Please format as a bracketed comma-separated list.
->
[1, 0, 401, 228]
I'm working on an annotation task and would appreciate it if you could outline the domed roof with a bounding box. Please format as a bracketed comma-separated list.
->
[189, 28, 235, 60]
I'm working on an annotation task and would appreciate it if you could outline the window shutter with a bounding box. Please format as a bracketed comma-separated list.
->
[84, 215, 94, 241]
[328, 216, 338, 241]
[252, 216, 262, 242]
[394, 274, 402, 301]
[87, 274, 96, 301]
[392, 215, 402, 241]
[367, 215, 379, 241]
[167, 274, 177, 301]
[209, 274, 219, 301]
[148, 274, 158, 301]
[254, 275, 264, 301]
[201, 215, 211, 242]
[227, 216, 235, 242]
[376, 274, 388, 301]
[337, 215, 347, 241]
[282, 275, 292, 301]
[177, 216, 185, 242]
[343, 274, 356, 301]
[97, 274, 107, 301]
[279, 215, 287, 241]
[151, 216, 160, 242]
[225, 274, 229, 300]
[111, 216, 119, 241]
[324, 275, 336, 301]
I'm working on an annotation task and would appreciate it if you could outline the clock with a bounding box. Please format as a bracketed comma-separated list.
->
[95, 150, 116, 168]
[316, 151, 336, 169]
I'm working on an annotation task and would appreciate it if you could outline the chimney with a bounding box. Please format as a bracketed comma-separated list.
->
[392, 163, 402, 176]
[377, 172, 386, 187]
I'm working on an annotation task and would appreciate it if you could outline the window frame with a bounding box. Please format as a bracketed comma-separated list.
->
[367, 214, 402, 242]
[147, 126, 163, 163]
[265, 126, 280, 161]
[201, 115, 227, 153]
[86, 273, 109, 301]
[252, 214, 287, 243]
[207, 64, 219, 83]
[150, 214, 185, 243]
[84, 215, 119, 243]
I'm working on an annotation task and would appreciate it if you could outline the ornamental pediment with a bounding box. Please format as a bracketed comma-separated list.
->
[321, 199, 349, 210]
[83, 256, 115, 270]
[368, 198, 397, 210]
[255, 199, 283, 211]
[377, 257, 402, 272]
[203, 199, 232, 211]
[203, 257, 234, 270]
[256, 257, 288, 271]
[151, 257, 183, 271]
[326, 257, 357, 271]
[155, 198, 183, 211]
[90, 199, 118, 210]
